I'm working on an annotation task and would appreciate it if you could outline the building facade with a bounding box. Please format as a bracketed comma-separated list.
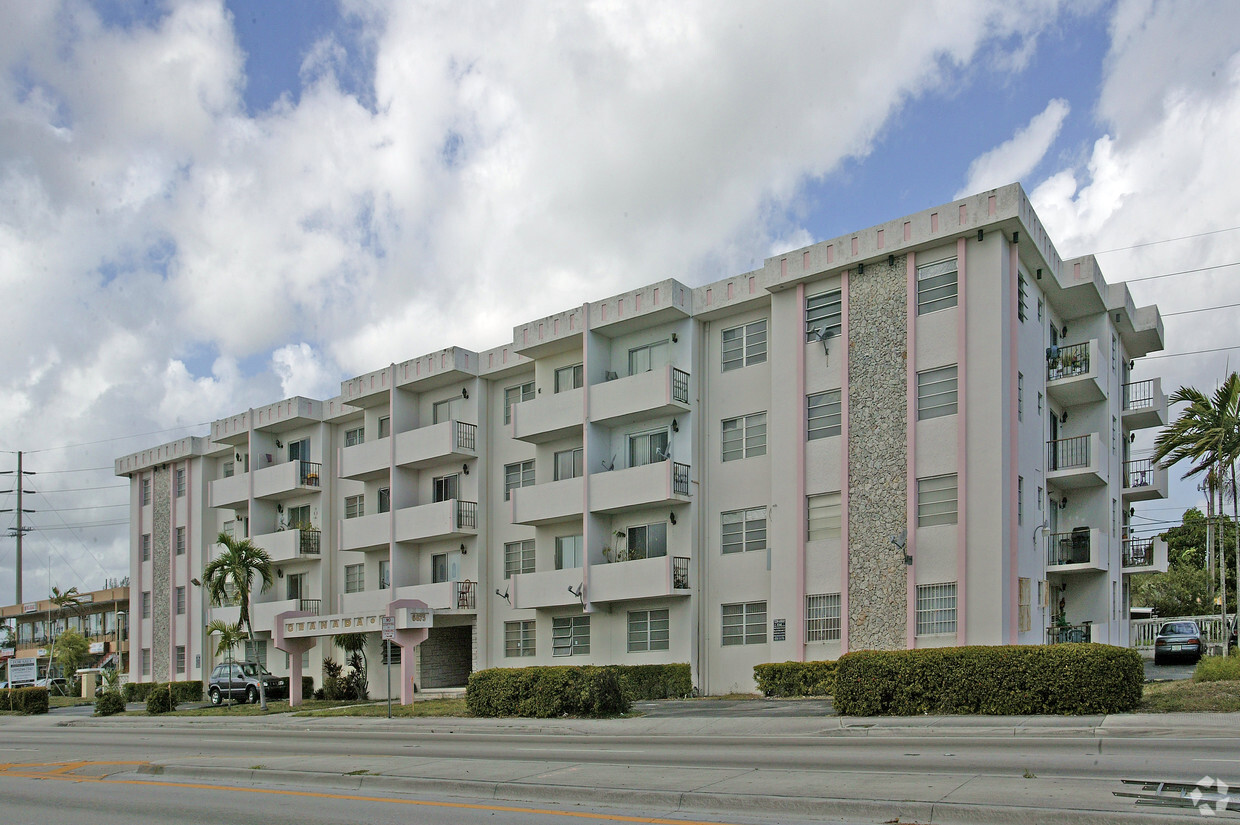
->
[1, 585, 129, 680]
[117, 184, 1168, 696]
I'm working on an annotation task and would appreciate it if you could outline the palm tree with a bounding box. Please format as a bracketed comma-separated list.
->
[207, 619, 246, 707]
[47, 586, 85, 693]
[202, 533, 274, 709]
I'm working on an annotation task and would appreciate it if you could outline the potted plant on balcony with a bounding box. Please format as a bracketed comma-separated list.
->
[602, 530, 630, 563]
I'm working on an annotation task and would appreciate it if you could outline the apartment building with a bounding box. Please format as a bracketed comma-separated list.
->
[116, 183, 1168, 698]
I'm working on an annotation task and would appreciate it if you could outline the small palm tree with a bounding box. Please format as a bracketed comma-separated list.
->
[202, 533, 274, 709]
[47, 586, 85, 691]
[207, 619, 246, 707]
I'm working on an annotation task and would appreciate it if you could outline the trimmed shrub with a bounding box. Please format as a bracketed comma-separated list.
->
[302, 676, 315, 700]
[467, 666, 631, 718]
[615, 664, 692, 700]
[834, 644, 1143, 716]
[95, 691, 126, 716]
[754, 661, 837, 697]
[169, 680, 204, 704]
[0, 687, 50, 714]
[1194, 649, 1240, 683]
[123, 682, 153, 703]
[145, 684, 177, 715]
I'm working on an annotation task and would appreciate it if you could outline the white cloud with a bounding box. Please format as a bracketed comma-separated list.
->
[272, 343, 339, 400]
[956, 98, 1070, 199]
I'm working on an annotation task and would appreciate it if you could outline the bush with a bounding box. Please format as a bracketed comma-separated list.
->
[614, 664, 692, 700]
[834, 644, 1143, 716]
[95, 691, 126, 716]
[467, 666, 631, 718]
[169, 680, 203, 704]
[302, 676, 315, 700]
[1194, 649, 1240, 683]
[145, 684, 177, 715]
[123, 682, 153, 703]
[0, 687, 50, 714]
[754, 661, 837, 697]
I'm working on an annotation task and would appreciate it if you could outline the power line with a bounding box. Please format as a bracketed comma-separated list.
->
[28, 520, 127, 531]
[1144, 345, 1240, 361]
[28, 466, 114, 474]
[35, 503, 128, 512]
[1163, 300, 1240, 318]
[23, 422, 210, 454]
[32, 483, 128, 494]
[1124, 260, 1240, 284]
[1093, 225, 1240, 255]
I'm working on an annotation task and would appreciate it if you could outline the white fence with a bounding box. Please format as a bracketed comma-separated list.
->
[1130, 614, 1233, 653]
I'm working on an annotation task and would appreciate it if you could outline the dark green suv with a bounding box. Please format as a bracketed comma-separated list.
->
[208, 662, 289, 704]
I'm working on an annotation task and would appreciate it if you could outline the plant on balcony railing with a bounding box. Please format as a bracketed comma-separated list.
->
[1047, 529, 1092, 566]
[1122, 538, 1154, 568]
[1047, 342, 1090, 381]
[298, 460, 322, 487]
[1124, 459, 1155, 489]
[672, 557, 690, 589]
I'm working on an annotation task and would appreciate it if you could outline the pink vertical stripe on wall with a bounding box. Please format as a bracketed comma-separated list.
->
[840, 269, 851, 654]
[749, 276, 756, 294]
[905, 254, 918, 649]
[727, 282, 734, 300]
[851, 237, 859, 256]
[931, 212, 939, 233]
[988, 195, 996, 216]
[876, 229, 884, 249]
[795, 282, 807, 660]
[1008, 241, 1020, 643]
[803, 251, 810, 270]
[705, 288, 713, 306]
[904, 221, 911, 242]
[955, 237, 968, 645]
[827, 244, 834, 264]
[781, 258, 787, 278]
[959, 204, 967, 224]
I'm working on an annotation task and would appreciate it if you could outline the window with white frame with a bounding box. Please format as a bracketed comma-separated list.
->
[378, 416, 390, 439]
[223, 460, 234, 478]
[344, 563, 364, 594]
[628, 340, 669, 375]
[175, 586, 185, 615]
[1018, 577, 1031, 633]
[915, 582, 957, 635]
[628, 609, 669, 652]
[628, 428, 669, 467]
[141, 649, 151, 676]
[433, 395, 464, 424]
[721, 412, 766, 461]
[554, 364, 584, 392]
[555, 535, 584, 569]
[175, 468, 186, 497]
[627, 522, 668, 559]
[917, 365, 958, 420]
[286, 504, 310, 528]
[432, 553, 448, 583]
[916, 258, 958, 314]
[504, 540, 535, 578]
[141, 478, 151, 505]
[721, 320, 767, 371]
[805, 289, 843, 340]
[721, 507, 766, 554]
[175, 526, 186, 556]
[141, 591, 151, 618]
[223, 520, 235, 539]
[141, 533, 150, 561]
[721, 601, 767, 646]
[552, 615, 590, 656]
[379, 560, 390, 590]
[433, 473, 459, 503]
[344, 495, 364, 519]
[805, 593, 841, 642]
[807, 390, 842, 439]
[176, 645, 186, 673]
[505, 620, 535, 657]
[555, 447, 583, 481]
[917, 475, 958, 527]
[244, 640, 268, 667]
[504, 460, 534, 500]
[504, 381, 535, 425]
[344, 426, 364, 447]
[807, 492, 843, 540]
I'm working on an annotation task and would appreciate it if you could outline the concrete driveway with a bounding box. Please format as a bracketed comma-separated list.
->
[1144, 658, 1197, 682]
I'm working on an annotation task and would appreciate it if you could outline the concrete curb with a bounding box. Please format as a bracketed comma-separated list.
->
[138, 762, 1202, 825]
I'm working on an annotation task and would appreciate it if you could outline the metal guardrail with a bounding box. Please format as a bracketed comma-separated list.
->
[1048, 435, 1091, 471]
[1047, 529, 1092, 566]
[673, 463, 690, 496]
[1123, 379, 1155, 411]
[455, 580, 476, 610]
[298, 460, 322, 487]
[456, 500, 478, 530]
[672, 557, 690, 590]
[1124, 459, 1156, 489]
[672, 369, 690, 404]
[298, 529, 321, 555]
[1122, 537, 1154, 568]
[455, 421, 477, 452]
[1047, 341, 1090, 380]
[1046, 623, 1092, 644]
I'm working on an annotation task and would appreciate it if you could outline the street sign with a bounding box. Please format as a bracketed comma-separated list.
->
[382, 628, 395, 641]
[773, 619, 786, 642]
[7, 657, 37, 686]
[381, 615, 395, 641]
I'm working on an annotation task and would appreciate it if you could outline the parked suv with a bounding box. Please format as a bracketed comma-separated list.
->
[208, 662, 289, 704]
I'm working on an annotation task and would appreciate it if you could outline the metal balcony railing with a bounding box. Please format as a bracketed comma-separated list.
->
[1048, 435, 1091, 471]
[1123, 537, 1155, 568]
[1046, 623, 1092, 644]
[455, 421, 477, 451]
[673, 463, 690, 496]
[1124, 459, 1156, 490]
[298, 528, 321, 555]
[456, 500, 478, 530]
[1047, 529, 1093, 566]
[1047, 342, 1090, 380]
[1123, 379, 1155, 412]
[455, 580, 476, 610]
[298, 599, 321, 615]
[299, 461, 322, 487]
[672, 557, 690, 590]
[672, 368, 690, 404]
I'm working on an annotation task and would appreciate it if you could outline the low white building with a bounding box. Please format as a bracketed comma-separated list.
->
[116, 183, 1168, 697]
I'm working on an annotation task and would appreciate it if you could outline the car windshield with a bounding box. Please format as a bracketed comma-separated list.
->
[1161, 622, 1197, 635]
[239, 664, 270, 677]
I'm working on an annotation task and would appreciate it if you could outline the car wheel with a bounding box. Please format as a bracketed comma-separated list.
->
[209, 687, 222, 706]
[246, 686, 258, 704]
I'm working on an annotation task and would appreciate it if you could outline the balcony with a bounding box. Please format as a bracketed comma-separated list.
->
[208, 597, 301, 632]
[1122, 378, 1167, 430]
[252, 528, 322, 563]
[590, 460, 691, 514]
[511, 477, 583, 525]
[1046, 435, 1107, 488]
[253, 460, 322, 501]
[511, 566, 583, 610]
[393, 580, 477, 612]
[339, 437, 389, 481]
[1045, 528, 1106, 573]
[394, 499, 477, 543]
[1122, 535, 1170, 574]
[511, 388, 583, 444]
[1046, 341, 1104, 406]
[340, 512, 391, 552]
[589, 555, 691, 603]
[590, 367, 691, 426]
[1046, 623, 1093, 644]
[210, 472, 249, 510]
[1122, 459, 1168, 502]
[395, 421, 478, 469]
[340, 588, 389, 614]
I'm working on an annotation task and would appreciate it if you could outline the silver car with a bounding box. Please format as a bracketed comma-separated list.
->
[1153, 621, 1203, 665]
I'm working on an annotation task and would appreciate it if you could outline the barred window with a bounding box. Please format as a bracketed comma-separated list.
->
[175, 586, 185, 615]
[141, 534, 151, 561]
[721, 601, 766, 646]
[917, 475, 958, 527]
[807, 492, 843, 541]
[141, 478, 151, 505]
[504, 540, 535, 578]
[721, 507, 766, 554]
[916, 257, 958, 314]
[916, 582, 957, 635]
[917, 365, 958, 420]
[721, 413, 766, 461]
[175, 468, 186, 497]
[344, 563, 364, 594]
[344, 426, 364, 447]
[805, 593, 841, 642]
[805, 290, 843, 340]
[807, 390, 842, 439]
[628, 609, 670, 652]
[344, 495, 364, 519]
[1017, 274, 1028, 322]
[504, 381, 535, 425]
[722, 320, 767, 371]
[552, 616, 590, 656]
[382, 640, 402, 664]
[176, 645, 186, 673]
[505, 620, 535, 657]
[504, 460, 535, 500]
[141, 590, 151, 618]
[176, 526, 186, 556]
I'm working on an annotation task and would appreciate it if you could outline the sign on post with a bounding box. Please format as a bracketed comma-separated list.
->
[381, 615, 396, 641]
[7, 657, 37, 686]
[381, 616, 396, 719]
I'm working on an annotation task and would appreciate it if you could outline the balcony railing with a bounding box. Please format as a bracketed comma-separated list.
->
[673, 557, 690, 590]
[1123, 537, 1155, 568]
[298, 599, 321, 615]
[1047, 529, 1092, 566]
[1047, 342, 1090, 381]
[299, 529, 321, 555]
[1048, 435, 1090, 471]
[1046, 623, 1092, 644]
[1123, 380, 1156, 412]
[456, 500, 478, 530]
[1124, 459, 1156, 490]
[455, 421, 477, 452]
[455, 580, 476, 610]
[673, 462, 690, 496]
[672, 368, 690, 404]
[299, 460, 322, 487]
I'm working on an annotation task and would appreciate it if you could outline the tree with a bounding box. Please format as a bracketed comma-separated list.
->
[47, 586, 85, 683]
[207, 619, 246, 707]
[53, 627, 89, 684]
[202, 533, 274, 709]
[1162, 508, 1236, 601]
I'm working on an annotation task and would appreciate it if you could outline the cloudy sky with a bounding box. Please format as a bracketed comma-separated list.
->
[1, 0, 1238, 602]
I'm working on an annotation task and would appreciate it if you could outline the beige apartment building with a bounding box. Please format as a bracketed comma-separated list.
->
[116, 183, 1168, 698]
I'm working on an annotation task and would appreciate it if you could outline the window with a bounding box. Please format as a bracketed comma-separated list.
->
[344, 426, 364, 447]
[286, 504, 310, 529]
[1112, 416, 1117, 451]
[1018, 476, 1023, 525]
[222, 579, 240, 605]
[916, 257, 958, 314]
[1037, 486, 1043, 512]
[286, 572, 306, 601]
[176, 645, 186, 673]
[504, 460, 535, 500]
[223, 520, 235, 539]
[916, 582, 957, 635]
[432, 553, 448, 583]
[1037, 392, 1043, 416]
[721, 601, 767, 646]
[807, 493, 843, 540]
[1113, 498, 1118, 535]
[628, 609, 670, 652]
[344, 495, 364, 519]
[377, 416, 390, 439]
[1018, 578, 1031, 633]
[807, 390, 842, 439]
[721, 413, 766, 461]
[433, 396, 464, 425]
[223, 460, 234, 478]
[1112, 333, 1118, 372]
[1018, 373, 1024, 422]
[628, 428, 669, 467]
[504, 540, 535, 578]
[505, 620, 535, 657]
[287, 438, 309, 462]
[917, 475, 958, 527]
[917, 365, 958, 420]
[1017, 274, 1028, 322]
[433, 473, 459, 503]
[628, 340, 669, 375]
[805, 289, 843, 340]
[1037, 297, 1044, 322]
[627, 522, 667, 559]
[805, 593, 842, 642]
[378, 487, 390, 514]
[554, 448, 584, 481]
[504, 381, 535, 425]
[175, 586, 186, 615]
[382, 641, 401, 664]
[554, 364, 584, 392]
[141, 649, 151, 676]
[721, 508, 766, 554]
[141, 533, 151, 561]
[344, 563, 364, 594]
[141, 478, 151, 505]
[379, 560, 390, 590]
[175, 468, 186, 497]
[552, 615, 590, 656]
[141, 591, 151, 619]
[722, 320, 767, 371]
[555, 535, 584, 569]
[175, 526, 186, 556]
[244, 640, 268, 667]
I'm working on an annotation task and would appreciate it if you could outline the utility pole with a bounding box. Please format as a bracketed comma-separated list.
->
[1, 451, 36, 604]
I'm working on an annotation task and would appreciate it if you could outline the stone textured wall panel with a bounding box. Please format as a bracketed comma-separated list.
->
[151, 467, 171, 681]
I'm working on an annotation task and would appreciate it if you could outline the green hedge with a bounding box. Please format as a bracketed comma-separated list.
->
[302, 676, 315, 700]
[95, 691, 126, 716]
[754, 661, 837, 697]
[834, 644, 1143, 716]
[124, 680, 203, 704]
[615, 664, 692, 700]
[0, 687, 50, 714]
[146, 684, 176, 715]
[467, 666, 630, 717]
